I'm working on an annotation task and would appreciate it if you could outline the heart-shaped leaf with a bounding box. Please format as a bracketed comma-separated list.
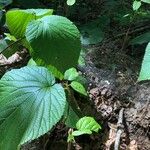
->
[76, 116, 101, 133]
[6, 9, 53, 38]
[133, 1, 141, 11]
[71, 116, 101, 137]
[26, 15, 81, 73]
[64, 68, 79, 81]
[0, 66, 66, 150]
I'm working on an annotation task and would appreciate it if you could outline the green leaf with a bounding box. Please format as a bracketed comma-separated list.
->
[141, 0, 150, 4]
[6, 9, 53, 38]
[4, 33, 17, 41]
[64, 68, 79, 81]
[133, 1, 142, 11]
[67, 132, 75, 142]
[130, 31, 150, 45]
[33, 58, 64, 80]
[0, 66, 66, 150]
[78, 48, 87, 66]
[138, 43, 150, 81]
[47, 65, 64, 80]
[71, 81, 87, 96]
[0, 0, 12, 9]
[26, 15, 81, 73]
[67, 0, 76, 6]
[27, 58, 37, 66]
[76, 116, 101, 133]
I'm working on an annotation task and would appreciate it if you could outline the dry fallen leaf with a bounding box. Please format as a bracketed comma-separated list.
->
[128, 140, 138, 150]
[105, 123, 117, 150]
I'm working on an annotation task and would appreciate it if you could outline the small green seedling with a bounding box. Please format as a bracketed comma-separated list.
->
[67, 116, 101, 142]
[64, 67, 87, 96]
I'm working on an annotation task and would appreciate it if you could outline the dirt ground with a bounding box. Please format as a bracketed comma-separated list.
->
[0, 37, 148, 150]
[0, 1, 149, 149]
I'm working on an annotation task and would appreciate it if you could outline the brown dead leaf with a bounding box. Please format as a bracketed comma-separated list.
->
[128, 140, 138, 150]
[0, 54, 7, 64]
[105, 123, 117, 150]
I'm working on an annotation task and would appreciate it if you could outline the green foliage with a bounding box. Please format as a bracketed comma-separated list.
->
[5, 9, 81, 73]
[47, 65, 64, 80]
[64, 68, 79, 81]
[0, 8, 87, 149]
[141, 0, 150, 4]
[6, 9, 53, 38]
[67, 0, 76, 6]
[138, 42, 150, 81]
[68, 116, 101, 142]
[27, 58, 37, 66]
[0, 66, 66, 150]
[76, 116, 101, 133]
[71, 81, 87, 96]
[133, 1, 142, 11]
[26, 15, 81, 73]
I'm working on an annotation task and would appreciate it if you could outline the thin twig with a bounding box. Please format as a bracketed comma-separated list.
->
[106, 25, 150, 43]
[120, 25, 131, 51]
[116, 25, 150, 39]
[0, 37, 25, 55]
[114, 108, 124, 150]
[67, 142, 72, 150]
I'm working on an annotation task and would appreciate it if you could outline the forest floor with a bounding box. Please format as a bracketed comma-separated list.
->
[0, 1, 150, 148]
[0, 34, 149, 150]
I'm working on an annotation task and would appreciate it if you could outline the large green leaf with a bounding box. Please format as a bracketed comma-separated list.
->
[26, 15, 81, 73]
[6, 9, 53, 38]
[0, 66, 66, 150]
[138, 43, 150, 81]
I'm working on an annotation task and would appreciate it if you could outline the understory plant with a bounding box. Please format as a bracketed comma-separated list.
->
[0, 8, 101, 150]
